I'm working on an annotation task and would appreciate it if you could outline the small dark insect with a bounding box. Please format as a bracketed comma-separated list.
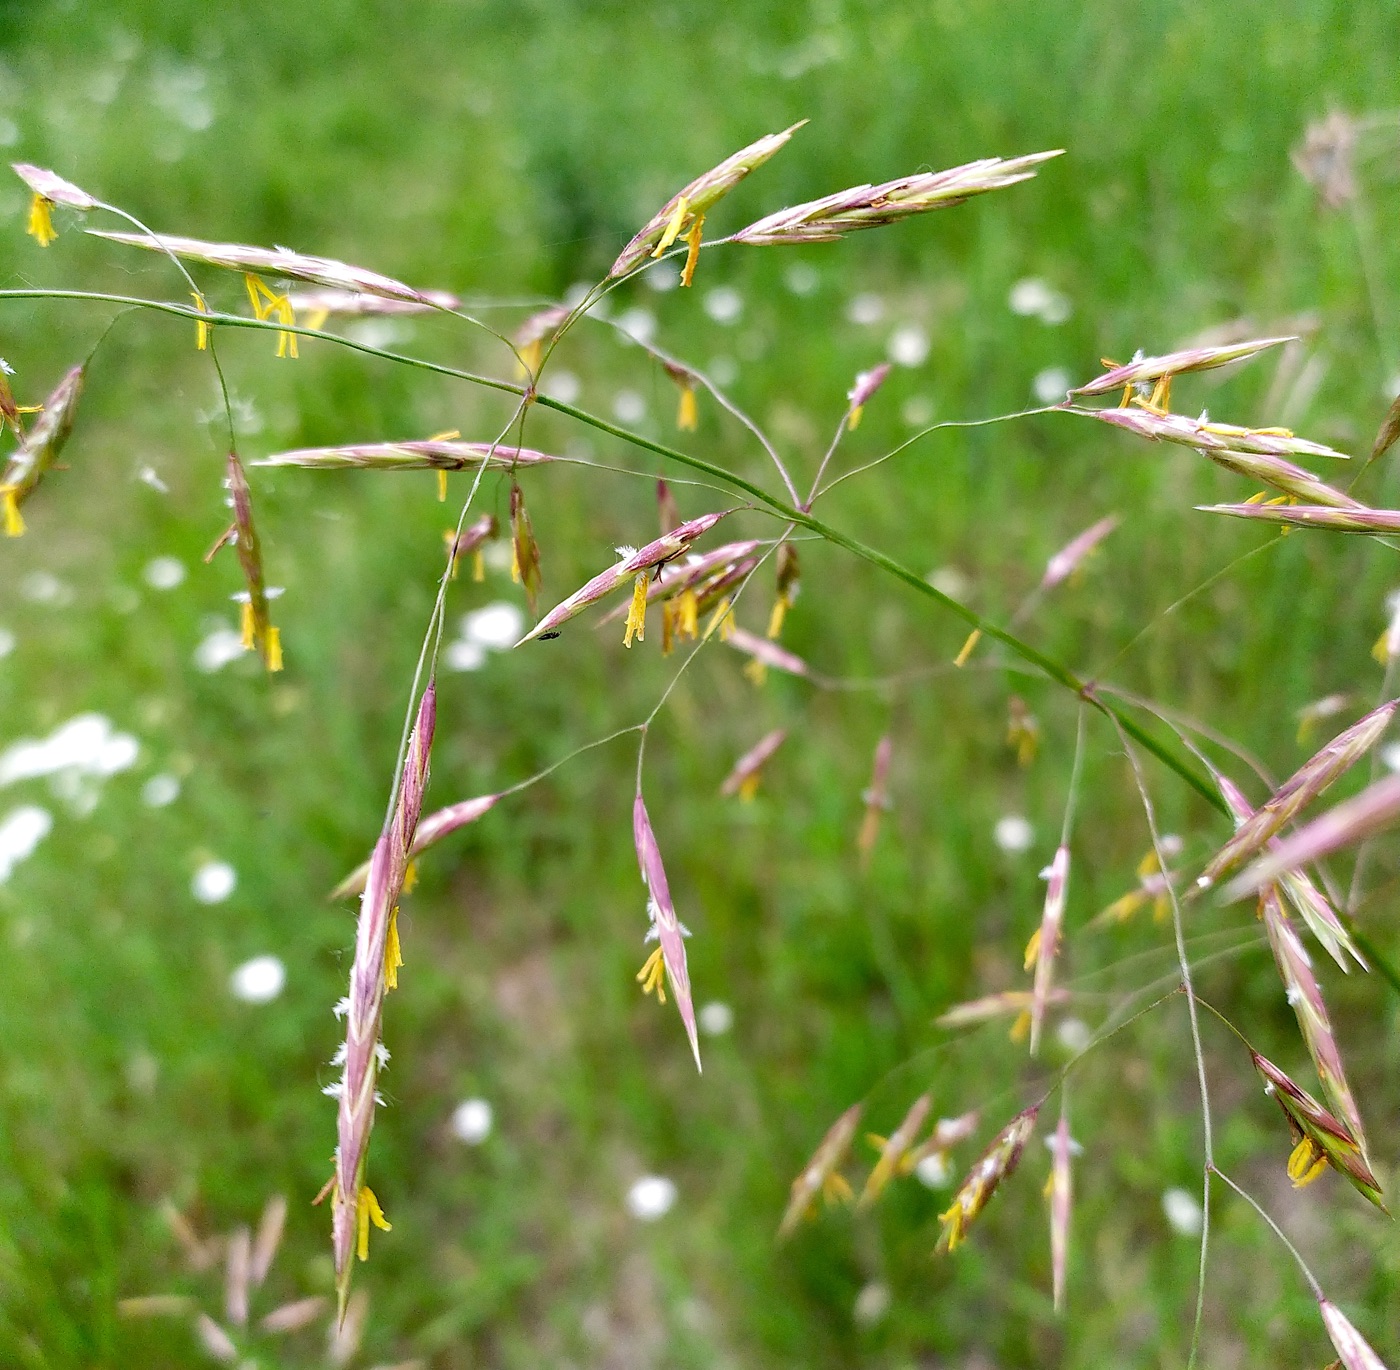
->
[539, 631, 562, 640]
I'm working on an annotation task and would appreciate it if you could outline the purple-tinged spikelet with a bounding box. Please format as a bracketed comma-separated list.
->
[90, 228, 445, 307]
[1026, 845, 1071, 1055]
[12, 163, 96, 246]
[518, 511, 730, 644]
[720, 729, 787, 801]
[1225, 772, 1400, 901]
[1200, 700, 1397, 886]
[1250, 1049, 1384, 1211]
[224, 451, 282, 672]
[331, 682, 437, 1311]
[330, 793, 501, 900]
[1047, 1109, 1074, 1312]
[1077, 404, 1350, 462]
[610, 123, 806, 281]
[734, 151, 1062, 246]
[1319, 1299, 1391, 1370]
[726, 627, 809, 678]
[1041, 516, 1118, 590]
[1070, 337, 1294, 398]
[633, 792, 702, 1071]
[1199, 502, 1400, 533]
[937, 1106, 1040, 1253]
[1259, 891, 1371, 1161]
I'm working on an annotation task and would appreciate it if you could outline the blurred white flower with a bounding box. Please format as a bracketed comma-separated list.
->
[847, 293, 885, 326]
[137, 465, 170, 493]
[625, 1175, 677, 1221]
[1008, 277, 1071, 324]
[540, 369, 580, 405]
[143, 556, 186, 590]
[1033, 367, 1073, 405]
[21, 571, 72, 605]
[703, 286, 743, 325]
[888, 323, 930, 368]
[444, 639, 488, 673]
[345, 318, 409, 349]
[0, 626, 13, 658]
[450, 1098, 494, 1144]
[1383, 742, 1400, 773]
[1056, 1017, 1092, 1053]
[0, 713, 139, 787]
[698, 1001, 733, 1036]
[707, 355, 739, 387]
[901, 395, 936, 427]
[462, 602, 524, 649]
[230, 954, 286, 1003]
[141, 773, 181, 807]
[0, 804, 52, 882]
[612, 389, 647, 424]
[0, 117, 17, 148]
[645, 261, 680, 292]
[1162, 1186, 1203, 1237]
[192, 860, 236, 904]
[615, 307, 656, 346]
[994, 815, 1035, 854]
[784, 262, 819, 296]
[853, 1282, 891, 1327]
[915, 1151, 952, 1189]
[194, 627, 246, 673]
[926, 565, 969, 599]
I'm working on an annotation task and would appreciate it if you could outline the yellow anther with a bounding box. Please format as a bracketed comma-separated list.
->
[653, 195, 691, 258]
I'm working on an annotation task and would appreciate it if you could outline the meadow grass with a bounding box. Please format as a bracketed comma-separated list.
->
[3, 2, 1400, 1366]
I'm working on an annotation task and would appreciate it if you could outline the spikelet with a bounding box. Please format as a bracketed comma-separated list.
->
[633, 792, 702, 1071]
[857, 1093, 932, 1210]
[90, 228, 445, 307]
[1046, 1108, 1074, 1312]
[733, 151, 1062, 246]
[937, 1106, 1040, 1253]
[1319, 1299, 1391, 1370]
[1070, 337, 1295, 399]
[1225, 772, 1400, 901]
[444, 513, 499, 581]
[1199, 699, 1397, 886]
[778, 1103, 862, 1239]
[330, 684, 436, 1312]
[224, 451, 282, 671]
[846, 363, 891, 429]
[935, 988, 1070, 1030]
[1250, 1049, 1384, 1211]
[1259, 891, 1372, 1163]
[0, 363, 85, 536]
[330, 793, 501, 900]
[517, 511, 730, 644]
[1041, 515, 1119, 590]
[255, 440, 556, 471]
[1078, 403, 1350, 462]
[720, 729, 787, 801]
[12, 163, 96, 247]
[1199, 502, 1400, 534]
[509, 482, 543, 616]
[1027, 844, 1071, 1055]
[1213, 771, 1365, 970]
[609, 123, 806, 280]
[726, 627, 809, 679]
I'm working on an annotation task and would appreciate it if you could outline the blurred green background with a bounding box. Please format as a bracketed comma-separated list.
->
[3, 1, 1400, 1365]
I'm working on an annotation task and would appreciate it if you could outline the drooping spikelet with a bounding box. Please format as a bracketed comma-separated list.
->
[633, 792, 702, 1072]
